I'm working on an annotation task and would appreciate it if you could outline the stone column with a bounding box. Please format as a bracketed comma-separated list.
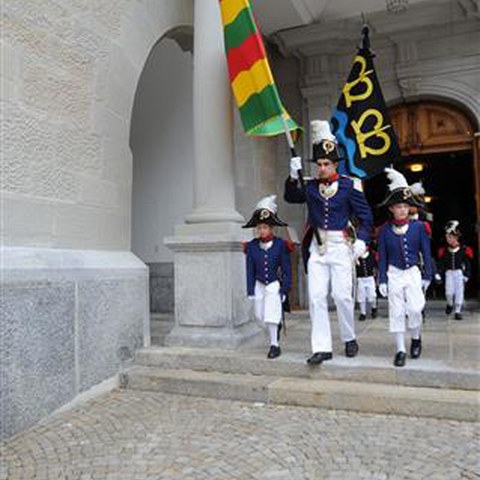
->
[185, 0, 244, 224]
[164, 0, 260, 348]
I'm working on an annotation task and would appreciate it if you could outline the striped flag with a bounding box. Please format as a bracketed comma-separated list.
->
[219, 0, 300, 137]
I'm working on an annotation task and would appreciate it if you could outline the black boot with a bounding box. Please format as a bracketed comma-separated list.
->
[345, 339, 359, 358]
[445, 304, 453, 315]
[267, 345, 281, 359]
[410, 337, 422, 359]
[454, 312, 463, 320]
[306, 352, 332, 365]
[371, 307, 378, 319]
[358, 313, 366, 321]
[394, 351, 406, 367]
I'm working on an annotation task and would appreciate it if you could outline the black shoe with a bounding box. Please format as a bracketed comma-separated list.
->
[306, 352, 332, 365]
[454, 313, 463, 321]
[345, 339, 359, 358]
[358, 313, 366, 321]
[410, 337, 422, 359]
[267, 345, 281, 359]
[445, 304, 453, 315]
[394, 351, 407, 367]
[371, 308, 378, 319]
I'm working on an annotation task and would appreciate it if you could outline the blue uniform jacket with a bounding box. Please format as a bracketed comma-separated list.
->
[378, 220, 433, 284]
[283, 176, 373, 242]
[245, 237, 292, 297]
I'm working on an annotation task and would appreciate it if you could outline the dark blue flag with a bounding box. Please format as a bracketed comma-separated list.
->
[331, 27, 401, 179]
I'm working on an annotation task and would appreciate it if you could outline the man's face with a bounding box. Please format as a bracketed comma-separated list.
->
[389, 203, 410, 220]
[316, 159, 336, 179]
[256, 223, 273, 239]
[446, 233, 459, 247]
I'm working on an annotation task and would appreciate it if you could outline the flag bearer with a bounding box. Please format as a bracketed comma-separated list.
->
[377, 168, 432, 367]
[284, 120, 373, 365]
[243, 195, 293, 359]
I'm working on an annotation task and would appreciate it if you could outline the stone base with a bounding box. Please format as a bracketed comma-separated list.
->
[165, 321, 261, 349]
[164, 222, 262, 349]
[1, 247, 149, 440]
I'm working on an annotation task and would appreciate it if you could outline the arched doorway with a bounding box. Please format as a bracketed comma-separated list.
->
[389, 101, 479, 297]
[130, 29, 194, 316]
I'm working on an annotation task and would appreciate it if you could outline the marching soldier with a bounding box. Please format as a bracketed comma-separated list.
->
[284, 120, 373, 365]
[356, 246, 378, 321]
[377, 168, 433, 367]
[435, 220, 473, 320]
[243, 195, 293, 359]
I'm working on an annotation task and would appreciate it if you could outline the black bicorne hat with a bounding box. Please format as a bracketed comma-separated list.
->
[445, 220, 461, 236]
[378, 168, 423, 208]
[242, 195, 288, 228]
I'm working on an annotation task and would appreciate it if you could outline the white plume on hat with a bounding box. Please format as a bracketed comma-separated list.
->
[311, 120, 336, 144]
[255, 194, 278, 213]
[410, 181, 425, 196]
[445, 220, 460, 234]
[384, 167, 409, 192]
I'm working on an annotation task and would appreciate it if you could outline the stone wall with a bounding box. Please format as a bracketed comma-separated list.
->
[1, 0, 193, 439]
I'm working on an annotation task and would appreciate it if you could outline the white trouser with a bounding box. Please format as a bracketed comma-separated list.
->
[387, 265, 425, 333]
[356, 276, 377, 314]
[445, 269, 464, 312]
[308, 238, 355, 353]
[254, 280, 282, 325]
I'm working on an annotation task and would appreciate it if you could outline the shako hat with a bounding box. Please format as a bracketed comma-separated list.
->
[309, 120, 341, 163]
[378, 167, 423, 208]
[242, 195, 288, 228]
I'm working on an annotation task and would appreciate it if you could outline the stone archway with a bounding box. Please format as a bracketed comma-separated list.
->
[130, 29, 194, 320]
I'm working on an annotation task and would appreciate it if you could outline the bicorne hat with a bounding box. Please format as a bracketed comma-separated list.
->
[445, 220, 461, 236]
[378, 168, 423, 208]
[309, 120, 341, 163]
[242, 195, 288, 228]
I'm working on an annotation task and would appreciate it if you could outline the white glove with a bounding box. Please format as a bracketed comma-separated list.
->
[434, 273, 442, 283]
[248, 295, 255, 300]
[463, 277, 469, 283]
[290, 156, 302, 180]
[281, 294, 286, 303]
[379, 283, 388, 298]
[352, 239, 367, 260]
[422, 279, 431, 292]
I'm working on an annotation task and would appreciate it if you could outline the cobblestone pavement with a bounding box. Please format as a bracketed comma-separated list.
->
[1, 390, 479, 480]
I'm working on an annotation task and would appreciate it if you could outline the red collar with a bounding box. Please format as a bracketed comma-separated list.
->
[319, 173, 339, 185]
[259, 235, 274, 243]
[391, 218, 409, 226]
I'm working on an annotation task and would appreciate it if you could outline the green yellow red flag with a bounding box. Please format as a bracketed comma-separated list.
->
[219, 0, 300, 137]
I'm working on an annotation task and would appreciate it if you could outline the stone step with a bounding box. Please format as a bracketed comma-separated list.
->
[135, 347, 480, 391]
[123, 365, 480, 422]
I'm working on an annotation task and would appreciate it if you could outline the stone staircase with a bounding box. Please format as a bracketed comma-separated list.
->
[125, 305, 480, 421]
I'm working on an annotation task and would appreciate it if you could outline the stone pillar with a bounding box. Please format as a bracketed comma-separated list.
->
[164, 0, 260, 348]
[186, 0, 244, 224]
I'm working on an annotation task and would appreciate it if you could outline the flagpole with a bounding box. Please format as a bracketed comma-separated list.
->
[280, 112, 305, 189]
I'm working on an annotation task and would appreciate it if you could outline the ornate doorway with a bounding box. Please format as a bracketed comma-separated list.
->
[389, 100, 479, 296]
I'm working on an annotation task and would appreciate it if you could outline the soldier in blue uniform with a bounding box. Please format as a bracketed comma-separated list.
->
[377, 168, 433, 367]
[243, 195, 293, 359]
[356, 246, 378, 321]
[435, 221, 473, 320]
[284, 120, 373, 365]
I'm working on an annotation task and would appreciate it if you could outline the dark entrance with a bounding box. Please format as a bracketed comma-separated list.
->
[363, 100, 479, 298]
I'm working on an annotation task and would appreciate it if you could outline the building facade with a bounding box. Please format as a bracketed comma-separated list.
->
[1, 0, 479, 438]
